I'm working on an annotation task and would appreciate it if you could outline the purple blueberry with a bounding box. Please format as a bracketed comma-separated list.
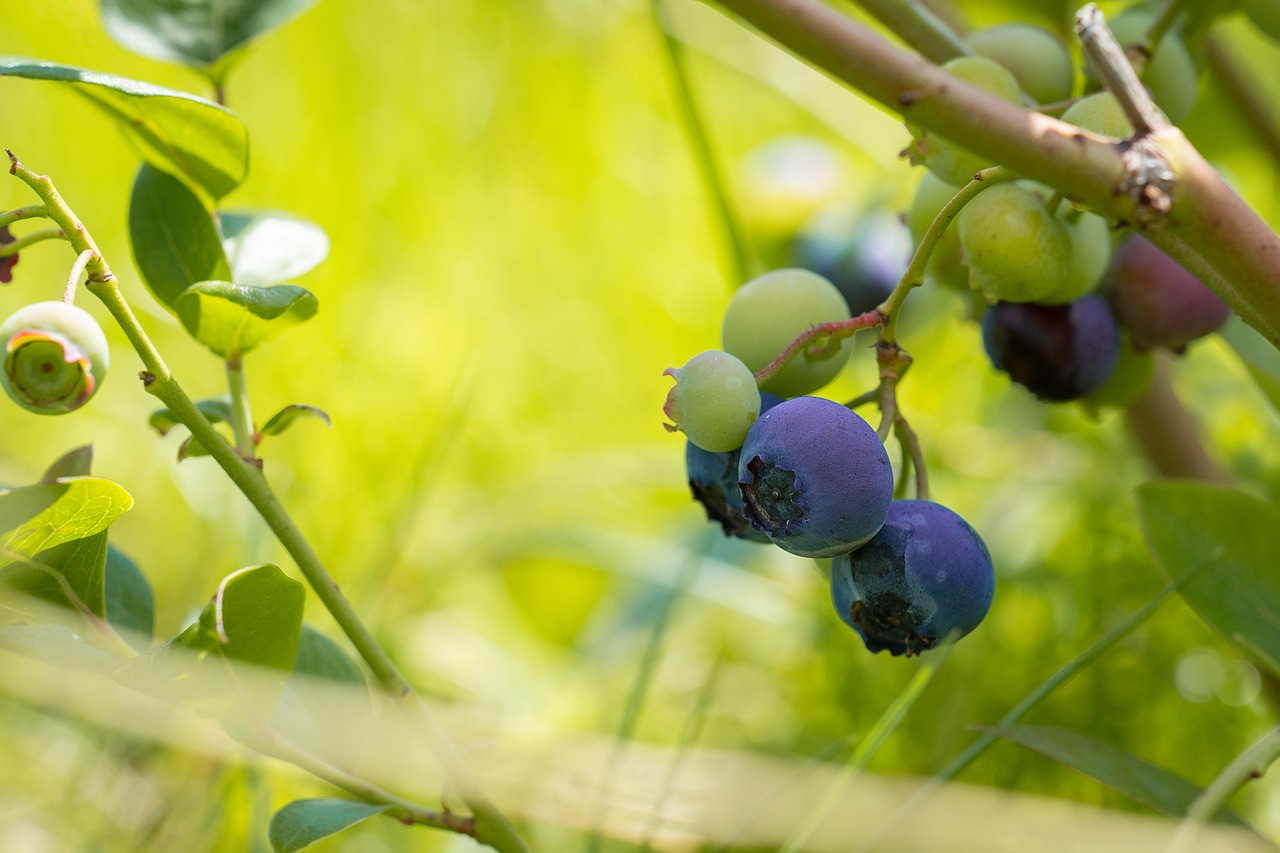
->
[982, 295, 1120, 402]
[791, 211, 910, 315]
[686, 393, 784, 542]
[737, 396, 893, 558]
[1105, 235, 1231, 352]
[0, 226, 17, 284]
[831, 500, 994, 656]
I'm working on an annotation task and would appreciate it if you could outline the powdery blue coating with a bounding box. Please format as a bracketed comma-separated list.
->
[831, 500, 995, 656]
[685, 393, 784, 542]
[982, 295, 1119, 402]
[737, 396, 892, 558]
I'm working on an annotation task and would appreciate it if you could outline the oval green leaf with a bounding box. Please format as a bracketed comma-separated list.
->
[130, 164, 232, 313]
[176, 281, 318, 360]
[179, 564, 306, 670]
[0, 57, 247, 201]
[149, 396, 234, 437]
[261, 405, 332, 439]
[99, 0, 323, 83]
[5, 530, 109, 619]
[0, 478, 133, 567]
[104, 545, 155, 650]
[268, 799, 389, 853]
[1137, 482, 1280, 677]
[222, 211, 329, 287]
[292, 625, 364, 685]
[41, 445, 93, 482]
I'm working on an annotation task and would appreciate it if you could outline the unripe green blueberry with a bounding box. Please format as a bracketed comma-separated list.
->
[958, 183, 1072, 303]
[1, 301, 110, 415]
[1060, 92, 1135, 140]
[663, 350, 761, 453]
[1039, 207, 1112, 305]
[721, 268, 852, 397]
[966, 23, 1073, 105]
[907, 56, 1022, 186]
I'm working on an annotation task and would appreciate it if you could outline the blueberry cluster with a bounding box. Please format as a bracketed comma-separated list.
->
[667, 269, 996, 657]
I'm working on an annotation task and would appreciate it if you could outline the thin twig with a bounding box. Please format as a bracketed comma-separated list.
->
[1076, 4, 1170, 136]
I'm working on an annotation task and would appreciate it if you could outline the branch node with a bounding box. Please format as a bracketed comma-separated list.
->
[1119, 137, 1176, 227]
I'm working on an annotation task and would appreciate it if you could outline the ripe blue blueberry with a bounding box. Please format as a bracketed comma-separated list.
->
[982, 295, 1119, 402]
[790, 210, 910, 315]
[686, 393, 784, 542]
[737, 396, 893, 558]
[831, 500, 994, 656]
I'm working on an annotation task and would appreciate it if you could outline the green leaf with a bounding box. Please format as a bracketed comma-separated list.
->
[41, 445, 93, 482]
[99, 0, 323, 83]
[268, 799, 389, 853]
[176, 281, 318, 360]
[0, 478, 133, 567]
[149, 396, 233, 436]
[1221, 315, 1280, 414]
[223, 211, 329, 286]
[1137, 483, 1280, 676]
[293, 625, 364, 685]
[177, 434, 216, 461]
[129, 164, 231, 312]
[261, 405, 332, 438]
[0, 58, 247, 201]
[4, 530, 108, 618]
[116, 565, 305, 720]
[980, 724, 1243, 821]
[104, 546, 155, 650]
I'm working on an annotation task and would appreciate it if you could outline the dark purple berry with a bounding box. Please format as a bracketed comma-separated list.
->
[737, 396, 893, 558]
[831, 500, 994, 657]
[1105, 235, 1231, 352]
[982, 295, 1120, 402]
[790, 211, 910, 315]
[686, 393, 783, 542]
[0, 226, 17, 284]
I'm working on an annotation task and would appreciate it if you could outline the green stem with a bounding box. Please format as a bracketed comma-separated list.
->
[225, 357, 257, 457]
[0, 226, 65, 256]
[1132, 0, 1188, 75]
[1204, 32, 1280, 168]
[752, 311, 883, 386]
[1077, 4, 1170, 137]
[853, 0, 971, 63]
[0, 204, 49, 229]
[878, 166, 1013, 342]
[1166, 726, 1280, 853]
[7, 153, 531, 853]
[651, 0, 755, 285]
[64, 249, 94, 304]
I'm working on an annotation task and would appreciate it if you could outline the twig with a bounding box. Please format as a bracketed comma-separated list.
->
[1076, 4, 1170, 137]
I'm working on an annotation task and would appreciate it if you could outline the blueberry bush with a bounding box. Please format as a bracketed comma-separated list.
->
[5, 0, 1280, 851]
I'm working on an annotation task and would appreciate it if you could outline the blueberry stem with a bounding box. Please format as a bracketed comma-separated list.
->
[893, 414, 928, 500]
[751, 311, 883, 386]
[0, 204, 49, 228]
[64, 249, 94, 304]
[0, 226, 65, 257]
[1130, 0, 1189, 77]
[6, 152, 532, 853]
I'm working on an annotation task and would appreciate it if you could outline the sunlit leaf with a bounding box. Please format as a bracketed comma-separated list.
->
[1137, 482, 1280, 677]
[99, 0, 323, 85]
[261, 405, 332, 439]
[980, 724, 1245, 823]
[0, 478, 133, 567]
[0, 58, 247, 201]
[176, 281, 318, 360]
[129, 164, 231, 312]
[268, 799, 389, 852]
[223, 211, 329, 287]
[104, 546, 154, 650]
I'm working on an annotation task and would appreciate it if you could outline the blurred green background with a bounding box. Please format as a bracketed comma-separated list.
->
[3, 0, 1280, 850]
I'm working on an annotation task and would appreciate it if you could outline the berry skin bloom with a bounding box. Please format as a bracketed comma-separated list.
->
[831, 500, 995, 656]
[737, 396, 893, 558]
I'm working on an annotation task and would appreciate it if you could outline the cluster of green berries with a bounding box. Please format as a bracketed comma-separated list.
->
[667, 270, 995, 657]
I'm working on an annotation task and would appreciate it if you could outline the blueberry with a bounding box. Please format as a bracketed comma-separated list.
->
[737, 396, 893, 558]
[791, 211, 910, 315]
[686, 393, 784, 542]
[1, 301, 110, 415]
[1104, 235, 1231, 352]
[831, 500, 994, 656]
[982, 295, 1119, 402]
